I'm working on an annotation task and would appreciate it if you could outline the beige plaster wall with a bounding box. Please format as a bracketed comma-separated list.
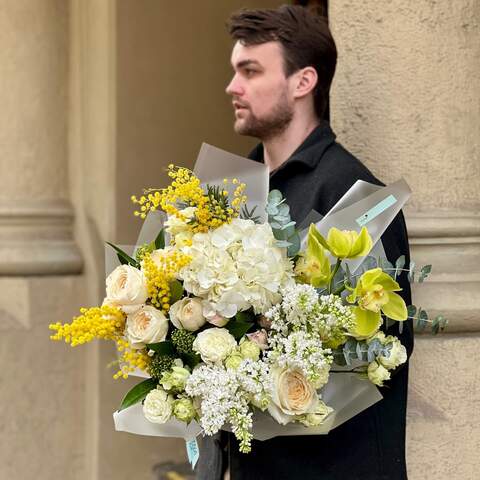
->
[115, 0, 284, 245]
[329, 0, 480, 213]
[329, 1, 480, 479]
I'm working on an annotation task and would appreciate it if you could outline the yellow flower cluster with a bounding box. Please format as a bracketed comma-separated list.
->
[142, 249, 191, 313]
[225, 177, 247, 212]
[113, 338, 150, 379]
[131, 165, 247, 233]
[49, 305, 125, 347]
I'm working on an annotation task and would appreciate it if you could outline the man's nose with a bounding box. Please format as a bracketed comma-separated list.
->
[226, 74, 244, 96]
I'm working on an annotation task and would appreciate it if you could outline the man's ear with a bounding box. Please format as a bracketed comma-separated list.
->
[292, 67, 318, 99]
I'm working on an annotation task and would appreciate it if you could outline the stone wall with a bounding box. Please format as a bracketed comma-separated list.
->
[329, 2, 480, 478]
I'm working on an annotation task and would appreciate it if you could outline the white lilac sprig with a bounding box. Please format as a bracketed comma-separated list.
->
[266, 330, 333, 388]
[185, 359, 272, 453]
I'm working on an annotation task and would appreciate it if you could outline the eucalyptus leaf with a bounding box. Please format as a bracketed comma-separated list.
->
[118, 378, 158, 411]
[419, 264, 432, 283]
[270, 221, 282, 230]
[407, 304, 417, 318]
[268, 190, 283, 203]
[378, 257, 394, 277]
[395, 255, 406, 279]
[408, 261, 416, 282]
[287, 233, 301, 258]
[277, 203, 290, 216]
[332, 349, 347, 367]
[275, 240, 293, 248]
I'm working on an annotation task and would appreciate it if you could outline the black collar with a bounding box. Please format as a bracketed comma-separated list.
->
[248, 121, 336, 173]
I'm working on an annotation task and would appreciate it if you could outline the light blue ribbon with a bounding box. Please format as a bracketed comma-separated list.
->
[186, 438, 199, 469]
[356, 194, 397, 227]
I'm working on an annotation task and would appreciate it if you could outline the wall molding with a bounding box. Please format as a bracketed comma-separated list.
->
[406, 212, 480, 333]
[0, 200, 83, 275]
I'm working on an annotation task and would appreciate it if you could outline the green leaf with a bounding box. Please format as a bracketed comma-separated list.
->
[106, 242, 139, 268]
[118, 378, 158, 411]
[169, 280, 184, 304]
[235, 310, 255, 323]
[226, 319, 253, 340]
[155, 229, 166, 249]
[146, 340, 175, 355]
[182, 352, 201, 369]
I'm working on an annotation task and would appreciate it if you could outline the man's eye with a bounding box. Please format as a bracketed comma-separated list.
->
[245, 69, 256, 77]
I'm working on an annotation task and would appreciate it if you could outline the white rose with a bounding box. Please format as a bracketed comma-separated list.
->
[368, 360, 391, 387]
[105, 264, 148, 314]
[143, 387, 173, 424]
[126, 305, 169, 349]
[193, 328, 237, 364]
[268, 367, 318, 425]
[169, 297, 206, 331]
[298, 400, 333, 427]
[379, 338, 407, 370]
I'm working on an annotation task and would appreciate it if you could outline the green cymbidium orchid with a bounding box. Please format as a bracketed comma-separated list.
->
[347, 268, 408, 338]
[294, 224, 331, 287]
[313, 225, 373, 259]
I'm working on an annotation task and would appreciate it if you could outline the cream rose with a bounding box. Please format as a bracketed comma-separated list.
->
[268, 367, 318, 425]
[105, 264, 148, 314]
[126, 305, 169, 349]
[143, 387, 173, 424]
[169, 297, 206, 331]
[192, 327, 237, 364]
[368, 360, 391, 386]
[379, 338, 407, 370]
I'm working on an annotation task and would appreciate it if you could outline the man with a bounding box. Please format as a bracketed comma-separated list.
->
[196, 5, 413, 479]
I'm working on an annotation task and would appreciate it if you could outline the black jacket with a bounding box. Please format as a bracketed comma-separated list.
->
[198, 122, 414, 480]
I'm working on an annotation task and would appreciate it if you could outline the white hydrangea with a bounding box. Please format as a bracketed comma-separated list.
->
[178, 218, 294, 318]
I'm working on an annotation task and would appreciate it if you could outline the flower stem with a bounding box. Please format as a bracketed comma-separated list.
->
[328, 259, 342, 294]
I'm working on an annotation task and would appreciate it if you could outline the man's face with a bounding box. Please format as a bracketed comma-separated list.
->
[226, 41, 294, 140]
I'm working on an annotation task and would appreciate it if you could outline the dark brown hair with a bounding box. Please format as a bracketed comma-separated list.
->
[228, 5, 337, 119]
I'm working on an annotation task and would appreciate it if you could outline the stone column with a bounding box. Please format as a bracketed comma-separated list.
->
[0, 0, 82, 275]
[329, 1, 480, 478]
[0, 2, 86, 480]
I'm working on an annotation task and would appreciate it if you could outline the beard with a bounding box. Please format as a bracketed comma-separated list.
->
[233, 91, 294, 141]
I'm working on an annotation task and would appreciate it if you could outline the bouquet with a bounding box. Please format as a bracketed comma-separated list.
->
[50, 144, 445, 458]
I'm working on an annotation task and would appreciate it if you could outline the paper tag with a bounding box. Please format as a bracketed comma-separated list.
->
[355, 194, 397, 227]
[186, 438, 199, 469]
